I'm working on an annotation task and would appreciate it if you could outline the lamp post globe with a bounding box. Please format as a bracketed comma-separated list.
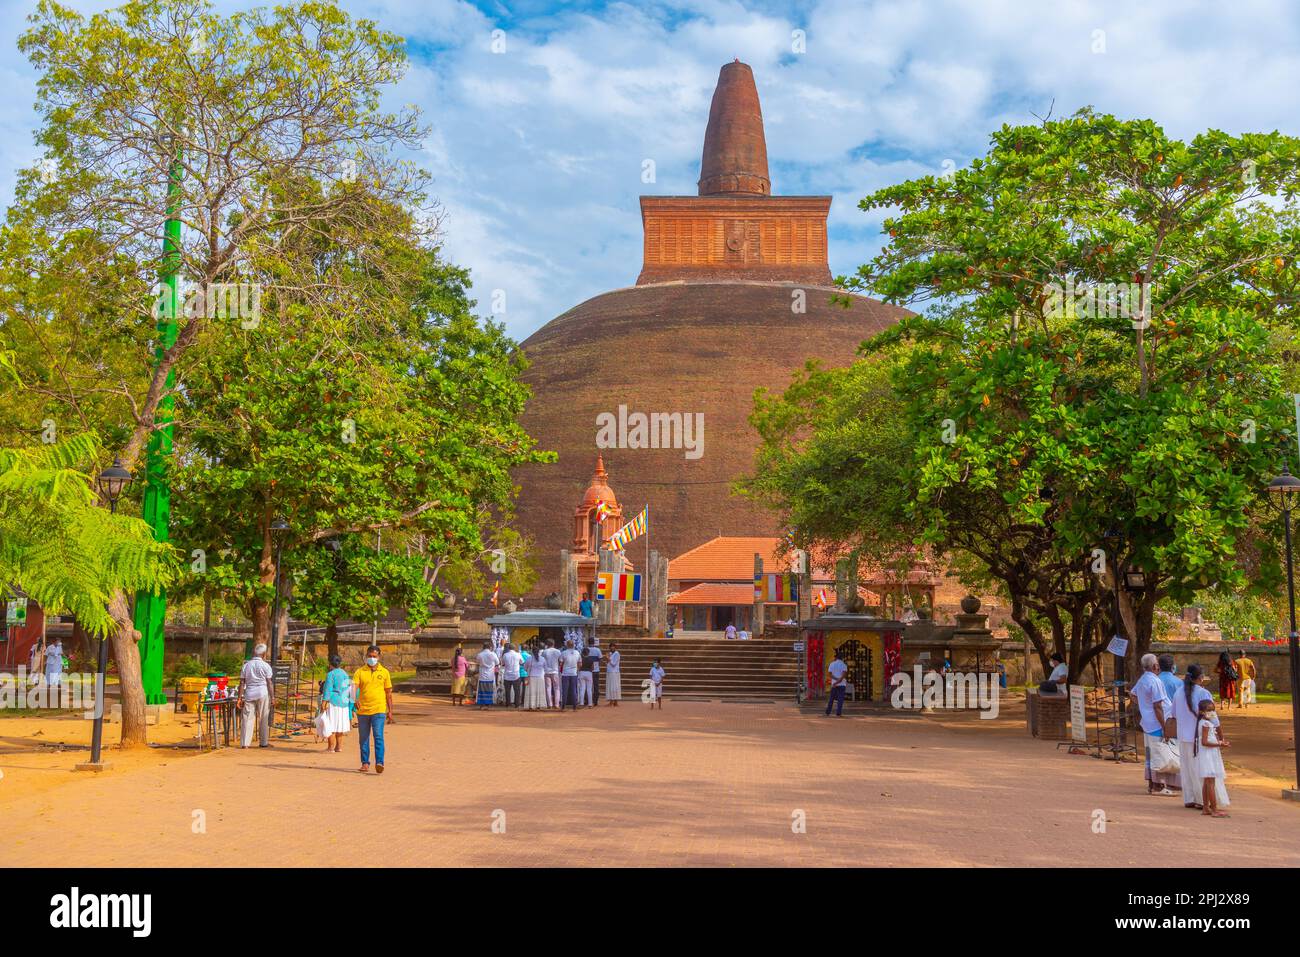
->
[96, 458, 133, 514]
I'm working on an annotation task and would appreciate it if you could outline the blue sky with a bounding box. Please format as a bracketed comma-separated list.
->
[1, 0, 1298, 340]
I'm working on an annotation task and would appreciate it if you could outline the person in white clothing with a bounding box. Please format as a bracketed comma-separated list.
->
[238, 644, 275, 748]
[1130, 653, 1175, 796]
[27, 640, 43, 684]
[648, 659, 665, 709]
[541, 639, 562, 708]
[524, 647, 548, 710]
[605, 642, 622, 705]
[559, 639, 582, 711]
[43, 639, 65, 689]
[500, 643, 524, 708]
[1043, 652, 1068, 694]
[825, 653, 848, 717]
[1194, 698, 1230, 816]
[1172, 663, 1220, 809]
[475, 642, 500, 710]
[724, 623, 737, 640]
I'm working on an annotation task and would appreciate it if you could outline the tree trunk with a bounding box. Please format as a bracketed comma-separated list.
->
[251, 517, 275, 650]
[250, 597, 270, 650]
[1009, 596, 1050, 680]
[107, 591, 148, 748]
[326, 621, 339, 661]
[1133, 588, 1159, 659]
[71, 617, 94, 661]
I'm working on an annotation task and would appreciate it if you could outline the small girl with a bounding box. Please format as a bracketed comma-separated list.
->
[649, 659, 665, 709]
[1194, 698, 1230, 818]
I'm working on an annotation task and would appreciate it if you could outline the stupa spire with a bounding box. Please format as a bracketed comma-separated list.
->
[698, 60, 770, 197]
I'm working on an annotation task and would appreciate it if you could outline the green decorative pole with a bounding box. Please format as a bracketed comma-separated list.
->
[133, 156, 183, 706]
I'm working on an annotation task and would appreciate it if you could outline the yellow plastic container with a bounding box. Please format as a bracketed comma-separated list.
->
[177, 676, 208, 713]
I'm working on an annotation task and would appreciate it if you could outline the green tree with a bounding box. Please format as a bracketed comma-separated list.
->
[290, 537, 433, 658]
[7, 0, 428, 745]
[169, 242, 550, 649]
[843, 111, 1300, 671]
[0, 431, 177, 635]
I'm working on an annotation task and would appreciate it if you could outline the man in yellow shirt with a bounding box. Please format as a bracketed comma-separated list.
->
[353, 645, 394, 774]
[1235, 650, 1257, 707]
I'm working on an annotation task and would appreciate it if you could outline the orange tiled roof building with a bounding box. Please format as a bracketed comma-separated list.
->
[666, 536, 940, 632]
[515, 61, 908, 595]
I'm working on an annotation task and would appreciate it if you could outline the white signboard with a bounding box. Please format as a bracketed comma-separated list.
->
[1070, 685, 1088, 743]
[792, 642, 804, 652]
[1106, 634, 1129, 658]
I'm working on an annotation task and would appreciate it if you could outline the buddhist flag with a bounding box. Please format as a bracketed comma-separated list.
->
[814, 588, 828, 610]
[491, 580, 500, 607]
[754, 573, 798, 602]
[596, 571, 642, 601]
[607, 506, 648, 551]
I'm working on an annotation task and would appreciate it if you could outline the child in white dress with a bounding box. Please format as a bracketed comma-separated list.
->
[648, 660, 665, 709]
[1194, 698, 1230, 817]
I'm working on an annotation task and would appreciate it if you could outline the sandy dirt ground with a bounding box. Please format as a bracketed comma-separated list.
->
[1, 693, 1297, 867]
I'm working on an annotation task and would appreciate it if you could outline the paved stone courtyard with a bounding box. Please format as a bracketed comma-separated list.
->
[2, 697, 1298, 867]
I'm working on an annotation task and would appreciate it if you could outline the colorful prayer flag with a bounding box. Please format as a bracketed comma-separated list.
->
[491, 580, 500, 606]
[606, 505, 649, 551]
[753, 573, 799, 603]
[596, 571, 642, 601]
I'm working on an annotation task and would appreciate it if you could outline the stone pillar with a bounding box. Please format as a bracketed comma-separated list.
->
[647, 549, 668, 638]
[597, 549, 624, 625]
[752, 554, 765, 637]
[560, 549, 579, 613]
[834, 558, 850, 611]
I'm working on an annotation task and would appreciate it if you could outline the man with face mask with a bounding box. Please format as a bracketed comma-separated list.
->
[353, 645, 394, 774]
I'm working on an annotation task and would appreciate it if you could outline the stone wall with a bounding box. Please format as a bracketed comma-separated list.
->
[1001, 641, 1293, 693]
[163, 630, 425, 671]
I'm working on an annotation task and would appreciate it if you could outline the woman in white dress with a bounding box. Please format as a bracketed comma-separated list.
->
[318, 655, 353, 753]
[524, 644, 548, 710]
[1194, 698, 1230, 817]
[605, 642, 622, 706]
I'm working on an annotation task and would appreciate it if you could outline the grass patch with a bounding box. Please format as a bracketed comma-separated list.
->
[1251, 692, 1293, 705]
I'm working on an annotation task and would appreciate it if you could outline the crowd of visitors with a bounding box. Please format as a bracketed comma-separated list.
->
[456, 636, 645, 711]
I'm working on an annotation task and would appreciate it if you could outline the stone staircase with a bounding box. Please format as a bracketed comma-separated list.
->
[398, 636, 803, 702]
[600, 637, 799, 701]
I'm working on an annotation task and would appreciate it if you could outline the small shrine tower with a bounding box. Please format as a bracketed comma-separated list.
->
[571, 455, 632, 599]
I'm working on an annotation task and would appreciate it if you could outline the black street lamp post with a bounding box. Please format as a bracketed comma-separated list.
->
[269, 517, 290, 665]
[78, 459, 132, 772]
[1266, 466, 1300, 799]
[1102, 527, 1129, 745]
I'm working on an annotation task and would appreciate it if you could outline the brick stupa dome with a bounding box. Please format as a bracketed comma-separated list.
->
[512, 62, 909, 595]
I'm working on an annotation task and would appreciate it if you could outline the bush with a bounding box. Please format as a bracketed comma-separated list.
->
[301, 654, 330, 679]
[207, 651, 245, 676]
[165, 655, 208, 684]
